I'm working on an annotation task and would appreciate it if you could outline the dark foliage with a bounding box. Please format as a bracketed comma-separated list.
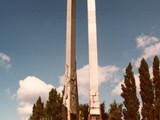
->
[79, 104, 89, 120]
[29, 88, 62, 120]
[46, 88, 63, 119]
[139, 58, 154, 120]
[153, 56, 160, 119]
[101, 102, 108, 120]
[31, 96, 44, 120]
[108, 100, 123, 120]
[121, 63, 140, 120]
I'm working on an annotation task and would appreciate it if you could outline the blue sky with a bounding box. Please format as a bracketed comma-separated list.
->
[0, 0, 160, 120]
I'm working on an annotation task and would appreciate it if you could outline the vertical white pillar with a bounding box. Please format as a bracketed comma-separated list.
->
[87, 0, 101, 119]
[63, 0, 79, 120]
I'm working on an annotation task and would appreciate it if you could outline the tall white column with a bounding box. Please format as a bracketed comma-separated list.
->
[63, 0, 79, 119]
[87, 0, 101, 119]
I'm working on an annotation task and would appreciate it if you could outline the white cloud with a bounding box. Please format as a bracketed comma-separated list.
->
[0, 53, 10, 62]
[99, 65, 120, 84]
[136, 34, 159, 48]
[142, 42, 160, 59]
[135, 74, 140, 93]
[17, 104, 33, 120]
[135, 35, 160, 67]
[0, 52, 11, 70]
[77, 65, 89, 100]
[17, 76, 54, 120]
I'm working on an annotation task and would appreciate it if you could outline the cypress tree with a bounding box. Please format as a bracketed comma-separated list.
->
[121, 63, 140, 120]
[31, 104, 36, 120]
[153, 56, 160, 120]
[100, 103, 108, 120]
[139, 58, 154, 120]
[32, 96, 44, 120]
[29, 88, 63, 120]
[108, 100, 122, 120]
[45, 88, 62, 120]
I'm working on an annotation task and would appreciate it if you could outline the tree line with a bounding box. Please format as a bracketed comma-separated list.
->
[28, 88, 64, 120]
[120, 56, 160, 120]
[29, 55, 160, 120]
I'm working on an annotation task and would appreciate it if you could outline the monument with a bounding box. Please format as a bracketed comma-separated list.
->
[62, 0, 79, 120]
[87, 0, 101, 119]
[63, 0, 101, 120]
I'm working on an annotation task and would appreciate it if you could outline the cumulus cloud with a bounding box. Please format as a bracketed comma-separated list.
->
[142, 42, 160, 59]
[99, 65, 120, 84]
[135, 35, 160, 67]
[76, 65, 89, 99]
[0, 52, 11, 70]
[136, 34, 159, 48]
[59, 65, 121, 103]
[17, 76, 54, 120]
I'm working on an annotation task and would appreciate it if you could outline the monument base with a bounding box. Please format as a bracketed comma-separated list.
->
[89, 115, 101, 120]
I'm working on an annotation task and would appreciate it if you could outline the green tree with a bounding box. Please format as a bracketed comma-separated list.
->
[101, 102, 108, 120]
[153, 56, 160, 120]
[108, 100, 122, 120]
[29, 88, 63, 120]
[121, 63, 140, 120]
[32, 96, 44, 120]
[45, 88, 63, 120]
[139, 58, 154, 120]
[79, 104, 89, 120]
